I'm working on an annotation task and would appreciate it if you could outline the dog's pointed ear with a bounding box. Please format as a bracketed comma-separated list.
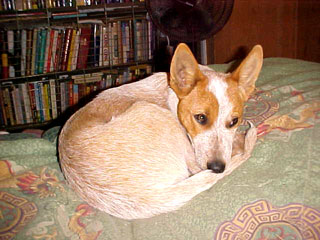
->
[232, 45, 263, 101]
[170, 43, 203, 98]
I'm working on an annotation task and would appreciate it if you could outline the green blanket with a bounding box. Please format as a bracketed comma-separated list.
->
[0, 58, 319, 240]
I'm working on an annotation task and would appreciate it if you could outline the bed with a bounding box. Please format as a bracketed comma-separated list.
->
[1, 57, 319, 240]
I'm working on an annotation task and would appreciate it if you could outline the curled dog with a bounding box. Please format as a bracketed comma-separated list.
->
[59, 44, 263, 219]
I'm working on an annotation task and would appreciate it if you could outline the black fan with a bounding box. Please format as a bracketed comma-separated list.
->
[146, 0, 234, 42]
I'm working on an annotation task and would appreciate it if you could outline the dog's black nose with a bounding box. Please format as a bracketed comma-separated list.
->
[207, 161, 225, 173]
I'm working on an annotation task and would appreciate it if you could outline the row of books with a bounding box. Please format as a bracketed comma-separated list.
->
[0, 64, 152, 127]
[0, 0, 143, 11]
[0, 18, 154, 79]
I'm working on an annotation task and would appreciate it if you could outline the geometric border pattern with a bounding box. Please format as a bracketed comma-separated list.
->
[0, 191, 38, 240]
[214, 200, 320, 240]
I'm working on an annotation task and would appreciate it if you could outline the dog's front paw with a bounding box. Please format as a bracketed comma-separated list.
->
[244, 121, 257, 155]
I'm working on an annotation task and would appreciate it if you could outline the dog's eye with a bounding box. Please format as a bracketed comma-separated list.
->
[194, 114, 208, 125]
[228, 117, 239, 128]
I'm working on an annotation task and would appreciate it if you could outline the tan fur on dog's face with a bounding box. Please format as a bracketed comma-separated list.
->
[170, 44, 263, 171]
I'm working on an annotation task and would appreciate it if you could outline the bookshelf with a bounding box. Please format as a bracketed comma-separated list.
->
[0, 1, 155, 131]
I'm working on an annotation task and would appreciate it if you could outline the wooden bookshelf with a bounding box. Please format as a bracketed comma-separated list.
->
[0, 1, 155, 131]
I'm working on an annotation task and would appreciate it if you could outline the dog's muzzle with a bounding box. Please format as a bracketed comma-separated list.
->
[207, 161, 225, 173]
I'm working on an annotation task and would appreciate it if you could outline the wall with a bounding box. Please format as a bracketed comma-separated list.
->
[207, 0, 320, 64]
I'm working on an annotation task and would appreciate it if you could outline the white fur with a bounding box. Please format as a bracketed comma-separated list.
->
[59, 46, 261, 219]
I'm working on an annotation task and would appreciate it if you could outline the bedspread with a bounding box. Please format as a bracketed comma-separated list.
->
[0, 58, 319, 240]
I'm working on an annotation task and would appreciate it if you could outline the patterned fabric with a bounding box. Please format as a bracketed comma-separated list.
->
[0, 58, 319, 240]
[215, 200, 320, 239]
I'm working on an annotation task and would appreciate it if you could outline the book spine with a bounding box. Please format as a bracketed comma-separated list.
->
[20, 83, 33, 123]
[7, 30, 15, 78]
[21, 30, 27, 76]
[67, 29, 76, 71]
[27, 83, 37, 123]
[53, 30, 63, 72]
[43, 82, 50, 121]
[112, 22, 119, 65]
[117, 21, 123, 64]
[1, 53, 9, 79]
[148, 18, 153, 60]
[60, 81, 66, 113]
[108, 22, 113, 66]
[73, 83, 78, 105]
[93, 24, 100, 67]
[18, 84, 27, 123]
[25, 29, 33, 76]
[35, 82, 44, 122]
[31, 28, 38, 75]
[99, 25, 103, 67]
[71, 29, 80, 70]
[61, 28, 72, 72]
[2, 87, 9, 125]
[142, 19, 147, 61]
[50, 29, 59, 72]
[14, 30, 22, 77]
[0, 88, 7, 126]
[43, 28, 52, 74]
[76, 26, 91, 69]
[56, 29, 65, 71]
[34, 28, 43, 75]
[102, 25, 109, 66]
[55, 78, 61, 116]
[68, 80, 73, 107]
[49, 79, 57, 119]
[128, 19, 134, 62]
[46, 29, 55, 73]
[38, 28, 47, 74]
[4, 87, 15, 125]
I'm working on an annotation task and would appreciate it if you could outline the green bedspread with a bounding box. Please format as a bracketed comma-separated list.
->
[0, 58, 319, 240]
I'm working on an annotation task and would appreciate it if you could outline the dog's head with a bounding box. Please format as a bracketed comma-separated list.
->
[169, 43, 263, 173]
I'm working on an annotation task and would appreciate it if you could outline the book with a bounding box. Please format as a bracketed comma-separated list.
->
[49, 29, 59, 72]
[134, 20, 142, 61]
[60, 81, 66, 113]
[35, 82, 44, 122]
[31, 28, 38, 75]
[43, 28, 52, 74]
[7, 30, 15, 78]
[49, 79, 57, 119]
[3, 87, 15, 125]
[77, 26, 91, 69]
[21, 30, 27, 76]
[73, 84, 79, 105]
[0, 88, 7, 125]
[12, 86, 23, 125]
[102, 25, 110, 66]
[68, 80, 73, 107]
[1, 53, 9, 79]
[67, 29, 77, 71]
[14, 30, 22, 77]
[46, 29, 56, 73]
[25, 29, 33, 76]
[93, 24, 100, 67]
[60, 28, 73, 71]
[20, 83, 32, 123]
[38, 28, 47, 74]
[117, 21, 123, 64]
[53, 30, 63, 72]
[42, 82, 51, 121]
[71, 29, 80, 71]
[111, 22, 119, 65]
[27, 82, 37, 123]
